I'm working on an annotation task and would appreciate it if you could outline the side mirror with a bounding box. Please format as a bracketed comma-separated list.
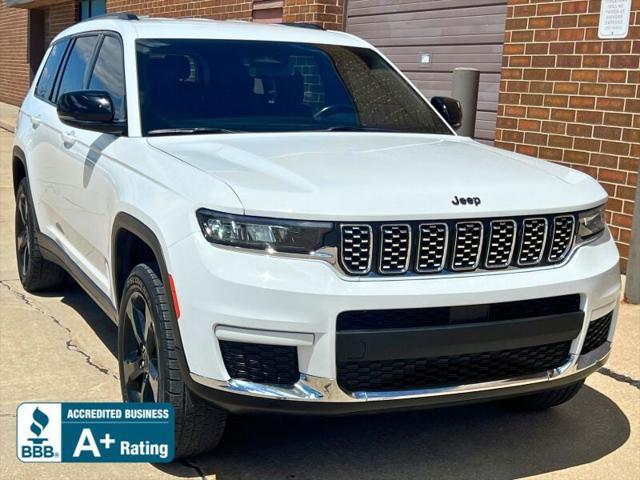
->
[57, 91, 126, 134]
[430, 96, 462, 131]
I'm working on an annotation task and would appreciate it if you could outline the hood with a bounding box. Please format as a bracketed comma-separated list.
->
[148, 133, 606, 221]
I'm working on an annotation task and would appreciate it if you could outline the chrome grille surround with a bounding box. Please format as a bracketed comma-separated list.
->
[548, 215, 576, 262]
[485, 220, 517, 269]
[416, 223, 448, 273]
[379, 224, 412, 274]
[517, 218, 548, 266]
[339, 224, 372, 275]
[451, 222, 484, 271]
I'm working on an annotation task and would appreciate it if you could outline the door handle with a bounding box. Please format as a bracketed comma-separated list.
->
[61, 131, 76, 147]
[30, 115, 41, 129]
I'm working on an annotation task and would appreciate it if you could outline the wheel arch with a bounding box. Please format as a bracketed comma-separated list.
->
[111, 212, 172, 309]
[12, 146, 27, 196]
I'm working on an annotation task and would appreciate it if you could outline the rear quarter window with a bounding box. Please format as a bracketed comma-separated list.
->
[34, 38, 70, 101]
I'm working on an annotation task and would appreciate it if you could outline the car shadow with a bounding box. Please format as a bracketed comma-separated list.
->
[156, 383, 630, 479]
[46, 282, 630, 479]
[38, 280, 118, 356]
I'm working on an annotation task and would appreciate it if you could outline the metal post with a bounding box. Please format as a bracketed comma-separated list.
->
[624, 164, 640, 304]
[451, 67, 480, 138]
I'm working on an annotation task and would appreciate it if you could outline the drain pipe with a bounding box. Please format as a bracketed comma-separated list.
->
[451, 67, 480, 138]
[624, 166, 640, 304]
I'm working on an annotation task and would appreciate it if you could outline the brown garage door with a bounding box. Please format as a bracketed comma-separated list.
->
[346, 0, 507, 142]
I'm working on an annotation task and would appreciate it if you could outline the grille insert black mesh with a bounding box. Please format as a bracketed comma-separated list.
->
[517, 218, 548, 265]
[416, 223, 448, 272]
[548, 216, 575, 262]
[580, 312, 612, 355]
[379, 224, 411, 274]
[452, 222, 483, 271]
[337, 341, 572, 392]
[485, 220, 516, 268]
[220, 341, 299, 386]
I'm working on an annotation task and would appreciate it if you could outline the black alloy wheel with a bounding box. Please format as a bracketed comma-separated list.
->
[122, 291, 160, 402]
[15, 188, 31, 280]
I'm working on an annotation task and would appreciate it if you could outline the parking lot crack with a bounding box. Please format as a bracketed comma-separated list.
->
[0, 281, 118, 380]
[598, 367, 640, 390]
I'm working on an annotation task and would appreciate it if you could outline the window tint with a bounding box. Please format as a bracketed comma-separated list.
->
[89, 36, 126, 121]
[136, 39, 452, 135]
[35, 39, 69, 101]
[57, 35, 99, 100]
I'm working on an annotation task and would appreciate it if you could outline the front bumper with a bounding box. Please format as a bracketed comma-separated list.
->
[168, 229, 620, 412]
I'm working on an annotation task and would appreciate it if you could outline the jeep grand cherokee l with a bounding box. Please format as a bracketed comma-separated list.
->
[12, 14, 621, 457]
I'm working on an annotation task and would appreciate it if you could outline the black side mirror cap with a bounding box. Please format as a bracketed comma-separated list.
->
[430, 96, 463, 131]
[57, 91, 126, 135]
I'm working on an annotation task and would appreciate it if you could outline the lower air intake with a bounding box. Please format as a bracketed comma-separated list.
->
[219, 341, 299, 386]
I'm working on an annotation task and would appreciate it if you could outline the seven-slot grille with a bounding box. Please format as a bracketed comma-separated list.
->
[338, 214, 577, 276]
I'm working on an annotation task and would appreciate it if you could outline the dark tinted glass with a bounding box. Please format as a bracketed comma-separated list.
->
[136, 39, 451, 136]
[57, 35, 99, 100]
[35, 39, 69, 101]
[89, 36, 126, 121]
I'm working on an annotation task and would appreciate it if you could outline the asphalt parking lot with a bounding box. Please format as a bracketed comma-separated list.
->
[0, 128, 639, 479]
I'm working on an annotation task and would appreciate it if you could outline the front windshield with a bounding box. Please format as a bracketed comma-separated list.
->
[136, 39, 452, 136]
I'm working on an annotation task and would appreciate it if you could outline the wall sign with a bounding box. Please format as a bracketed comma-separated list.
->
[598, 0, 632, 39]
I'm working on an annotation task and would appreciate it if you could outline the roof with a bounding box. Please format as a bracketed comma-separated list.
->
[52, 17, 370, 48]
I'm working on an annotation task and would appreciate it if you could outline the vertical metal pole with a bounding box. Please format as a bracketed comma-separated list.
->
[624, 165, 640, 304]
[451, 67, 480, 138]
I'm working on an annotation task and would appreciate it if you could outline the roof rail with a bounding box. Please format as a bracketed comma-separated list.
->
[81, 12, 139, 22]
[281, 22, 325, 31]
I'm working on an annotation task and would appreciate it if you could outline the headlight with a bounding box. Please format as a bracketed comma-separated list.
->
[577, 205, 606, 241]
[196, 209, 334, 254]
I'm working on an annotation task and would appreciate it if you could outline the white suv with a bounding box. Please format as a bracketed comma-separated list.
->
[13, 14, 621, 457]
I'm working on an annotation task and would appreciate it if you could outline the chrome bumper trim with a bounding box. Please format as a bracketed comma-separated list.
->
[190, 341, 611, 403]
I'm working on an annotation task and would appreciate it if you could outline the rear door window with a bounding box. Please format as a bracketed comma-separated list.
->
[88, 35, 126, 121]
[34, 38, 70, 101]
[55, 35, 100, 101]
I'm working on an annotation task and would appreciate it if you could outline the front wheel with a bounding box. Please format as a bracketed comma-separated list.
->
[118, 263, 227, 458]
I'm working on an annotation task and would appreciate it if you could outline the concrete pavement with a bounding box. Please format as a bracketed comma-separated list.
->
[0, 128, 638, 479]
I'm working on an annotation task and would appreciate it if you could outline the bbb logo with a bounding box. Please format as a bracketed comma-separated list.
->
[17, 403, 61, 462]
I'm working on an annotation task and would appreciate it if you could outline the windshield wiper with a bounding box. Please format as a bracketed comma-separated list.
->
[325, 126, 403, 133]
[147, 127, 238, 136]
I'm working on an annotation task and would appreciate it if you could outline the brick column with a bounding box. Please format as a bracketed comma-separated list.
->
[496, 0, 640, 272]
[283, 0, 345, 30]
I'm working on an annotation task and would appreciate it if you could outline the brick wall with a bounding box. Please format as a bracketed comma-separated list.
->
[496, 0, 640, 272]
[45, 1, 77, 44]
[107, 0, 253, 20]
[283, 0, 344, 30]
[0, 3, 29, 106]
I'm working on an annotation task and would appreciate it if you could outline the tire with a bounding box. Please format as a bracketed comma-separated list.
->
[501, 380, 584, 411]
[15, 178, 67, 292]
[118, 263, 227, 458]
